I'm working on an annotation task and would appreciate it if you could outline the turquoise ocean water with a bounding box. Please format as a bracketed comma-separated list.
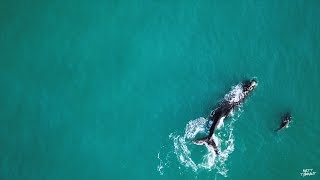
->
[1, 0, 320, 179]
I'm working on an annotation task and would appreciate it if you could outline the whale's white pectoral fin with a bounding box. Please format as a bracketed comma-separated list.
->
[216, 116, 225, 129]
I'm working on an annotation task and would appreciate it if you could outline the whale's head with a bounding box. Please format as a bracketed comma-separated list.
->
[242, 79, 257, 93]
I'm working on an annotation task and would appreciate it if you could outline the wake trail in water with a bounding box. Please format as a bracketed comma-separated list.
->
[173, 115, 237, 176]
[157, 115, 239, 177]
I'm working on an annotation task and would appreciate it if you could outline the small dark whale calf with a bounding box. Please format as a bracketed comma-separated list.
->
[275, 112, 292, 132]
[193, 79, 258, 154]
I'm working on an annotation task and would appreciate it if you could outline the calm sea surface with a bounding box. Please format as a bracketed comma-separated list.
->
[0, 0, 319, 179]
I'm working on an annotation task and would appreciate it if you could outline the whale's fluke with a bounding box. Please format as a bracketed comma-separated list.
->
[193, 137, 219, 154]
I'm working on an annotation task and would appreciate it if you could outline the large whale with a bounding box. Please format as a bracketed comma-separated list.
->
[193, 79, 258, 154]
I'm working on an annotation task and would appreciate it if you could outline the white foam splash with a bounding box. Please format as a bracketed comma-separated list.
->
[169, 121, 199, 172]
[157, 152, 164, 175]
[157, 146, 171, 175]
[167, 116, 237, 177]
[224, 84, 244, 104]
